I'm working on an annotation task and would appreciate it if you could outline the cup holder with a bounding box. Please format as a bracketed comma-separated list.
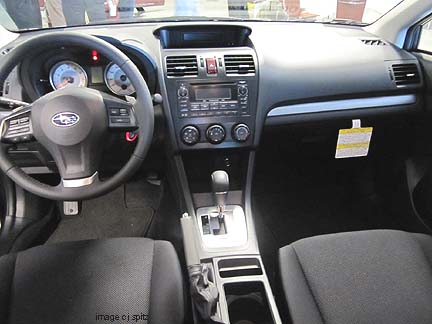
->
[224, 282, 275, 324]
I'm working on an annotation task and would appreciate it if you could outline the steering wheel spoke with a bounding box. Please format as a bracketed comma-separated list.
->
[0, 106, 35, 144]
[104, 95, 138, 131]
[61, 171, 99, 188]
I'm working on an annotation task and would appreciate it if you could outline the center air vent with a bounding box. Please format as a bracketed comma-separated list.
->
[224, 55, 255, 75]
[360, 39, 387, 46]
[391, 63, 420, 86]
[166, 56, 198, 77]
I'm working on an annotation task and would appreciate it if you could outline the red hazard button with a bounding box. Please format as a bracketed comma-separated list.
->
[206, 58, 218, 74]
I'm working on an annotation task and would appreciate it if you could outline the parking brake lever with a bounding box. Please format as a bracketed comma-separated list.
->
[181, 213, 224, 324]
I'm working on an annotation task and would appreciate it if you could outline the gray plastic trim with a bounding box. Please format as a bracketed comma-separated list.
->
[62, 172, 98, 188]
[267, 94, 417, 117]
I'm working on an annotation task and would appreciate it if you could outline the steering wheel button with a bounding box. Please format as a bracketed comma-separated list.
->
[20, 134, 32, 142]
[119, 108, 129, 116]
[111, 117, 130, 124]
[10, 120, 19, 126]
[19, 117, 29, 123]
[109, 108, 120, 116]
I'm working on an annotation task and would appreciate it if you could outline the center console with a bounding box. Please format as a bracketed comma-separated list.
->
[156, 25, 281, 324]
[156, 25, 258, 151]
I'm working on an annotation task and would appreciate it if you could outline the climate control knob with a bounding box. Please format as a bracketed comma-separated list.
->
[181, 126, 200, 145]
[206, 125, 226, 144]
[232, 124, 251, 142]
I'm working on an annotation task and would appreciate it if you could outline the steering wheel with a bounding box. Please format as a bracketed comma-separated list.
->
[0, 32, 154, 200]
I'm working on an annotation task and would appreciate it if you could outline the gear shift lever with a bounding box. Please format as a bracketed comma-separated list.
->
[211, 170, 229, 213]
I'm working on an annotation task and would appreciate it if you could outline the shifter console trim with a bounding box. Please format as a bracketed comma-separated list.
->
[197, 205, 248, 250]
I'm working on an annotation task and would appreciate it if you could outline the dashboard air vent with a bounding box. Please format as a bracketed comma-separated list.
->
[224, 55, 255, 75]
[360, 39, 386, 46]
[391, 63, 420, 86]
[166, 56, 198, 77]
[1, 47, 13, 55]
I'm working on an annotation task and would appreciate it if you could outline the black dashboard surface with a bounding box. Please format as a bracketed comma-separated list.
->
[0, 21, 424, 153]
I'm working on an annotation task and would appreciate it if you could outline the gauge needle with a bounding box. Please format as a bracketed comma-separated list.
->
[58, 77, 74, 89]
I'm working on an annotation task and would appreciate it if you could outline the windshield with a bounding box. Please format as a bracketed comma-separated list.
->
[0, 0, 404, 32]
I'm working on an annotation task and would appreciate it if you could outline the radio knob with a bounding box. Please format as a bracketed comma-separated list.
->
[181, 126, 200, 145]
[238, 85, 248, 96]
[206, 125, 226, 144]
[232, 124, 251, 142]
[178, 86, 189, 98]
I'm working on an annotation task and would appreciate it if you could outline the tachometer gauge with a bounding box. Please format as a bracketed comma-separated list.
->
[104, 62, 135, 96]
[49, 61, 88, 90]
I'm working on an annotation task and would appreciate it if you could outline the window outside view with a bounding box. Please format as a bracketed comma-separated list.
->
[0, 0, 403, 31]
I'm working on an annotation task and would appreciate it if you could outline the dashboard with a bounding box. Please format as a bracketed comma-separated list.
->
[0, 21, 425, 170]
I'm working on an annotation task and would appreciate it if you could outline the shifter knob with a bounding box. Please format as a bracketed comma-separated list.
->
[211, 170, 229, 209]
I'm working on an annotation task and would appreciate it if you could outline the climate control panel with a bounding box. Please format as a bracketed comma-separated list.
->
[181, 123, 252, 146]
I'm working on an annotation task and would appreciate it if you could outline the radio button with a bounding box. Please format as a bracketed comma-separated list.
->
[178, 86, 189, 98]
[191, 103, 201, 111]
[228, 103, 238, 109]
[238, 85, 248, 96]
[210, 103, 219, 110]
[219, 103, 228, 109]
[200, 103, 210, 110]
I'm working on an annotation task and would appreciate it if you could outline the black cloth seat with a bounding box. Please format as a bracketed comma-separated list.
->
[279, 230, 432, 324]
[0, 237, 184, 324]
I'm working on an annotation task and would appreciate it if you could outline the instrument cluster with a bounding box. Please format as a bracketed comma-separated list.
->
[21, 45, 156, 101]
[49, 59, 135, 96]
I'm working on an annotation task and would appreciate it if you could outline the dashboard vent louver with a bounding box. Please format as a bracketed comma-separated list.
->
[391, 63, 420, 86]
[360, 39, 387, 46]
[166, 56, 198, 77]
[1, 47, 13, 55]
[224, 55, 255, 75]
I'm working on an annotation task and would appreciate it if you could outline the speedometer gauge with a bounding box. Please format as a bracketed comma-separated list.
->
[104, 62, 135, 96]
[49, 61, 88, 90]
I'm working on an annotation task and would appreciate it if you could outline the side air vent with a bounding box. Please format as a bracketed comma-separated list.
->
[1, 47, 13, 55]
[224, 55, 255, 75]
[360, 39, 387, 46]
[392, 63, 421, 86]
[166, 56, 198, 77]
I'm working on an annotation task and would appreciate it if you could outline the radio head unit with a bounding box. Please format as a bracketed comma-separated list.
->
[177, 81, 249, 118]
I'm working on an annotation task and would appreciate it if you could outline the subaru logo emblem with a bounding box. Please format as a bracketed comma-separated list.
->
[51, 112, 80, 127]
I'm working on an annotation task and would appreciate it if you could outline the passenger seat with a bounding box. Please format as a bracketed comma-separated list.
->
[278, 230, 432, 324]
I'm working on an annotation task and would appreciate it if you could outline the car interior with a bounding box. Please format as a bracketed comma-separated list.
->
[1, 0, 432, 323]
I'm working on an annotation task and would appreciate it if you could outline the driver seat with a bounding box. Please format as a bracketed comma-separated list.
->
[0, 238, 184, 324]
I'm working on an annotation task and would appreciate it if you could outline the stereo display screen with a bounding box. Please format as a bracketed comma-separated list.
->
[193, 84, 234, 101]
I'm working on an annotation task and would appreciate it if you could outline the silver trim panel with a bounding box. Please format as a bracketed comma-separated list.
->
[267, 94, 417, 117]
[62, 172, 98, 188]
